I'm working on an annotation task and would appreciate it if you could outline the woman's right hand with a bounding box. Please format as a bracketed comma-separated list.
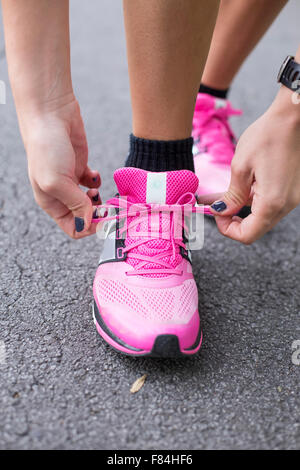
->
[22, 97, 101, 238]
[2, 1, 100, 238]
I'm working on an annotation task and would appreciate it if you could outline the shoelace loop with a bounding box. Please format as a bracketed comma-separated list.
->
[92, 195, 212, 276]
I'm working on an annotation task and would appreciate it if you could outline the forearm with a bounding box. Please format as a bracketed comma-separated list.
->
[1, 1, 100, 239]
[1, 0, 73, 135]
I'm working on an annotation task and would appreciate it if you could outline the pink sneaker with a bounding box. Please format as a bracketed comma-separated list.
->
[92, 167, 208, 357]
[192, 93, 242, 196]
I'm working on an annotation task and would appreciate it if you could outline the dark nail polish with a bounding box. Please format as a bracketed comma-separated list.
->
[92, 193, 99, 202]
[211, 201, 227, 213]
[75, 217, 84, 232]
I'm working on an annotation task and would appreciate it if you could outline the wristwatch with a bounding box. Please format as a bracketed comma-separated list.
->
[277, 55, 300, 93]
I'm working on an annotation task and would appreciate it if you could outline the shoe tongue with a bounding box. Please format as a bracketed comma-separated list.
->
[114, 167, 198, 204]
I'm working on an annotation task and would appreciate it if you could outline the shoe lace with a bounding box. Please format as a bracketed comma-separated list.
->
[92, 194, 212, 276]
[192, 102, 242, 163]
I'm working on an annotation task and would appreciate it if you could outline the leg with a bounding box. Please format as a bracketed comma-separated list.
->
[123, 0, 219, 140]
[202, 0, 288, 90]
[93, 1, 220, 358]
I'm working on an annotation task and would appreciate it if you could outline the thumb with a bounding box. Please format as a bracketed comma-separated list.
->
[45, 177, 94, 235]
[210, 163, 253, 216]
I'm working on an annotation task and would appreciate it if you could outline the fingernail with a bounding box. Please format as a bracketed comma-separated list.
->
[75, 217, 85, 232]
[93, 209, 98, 219]
[92, 193, 99, 202]
[211, 201, 227, 213]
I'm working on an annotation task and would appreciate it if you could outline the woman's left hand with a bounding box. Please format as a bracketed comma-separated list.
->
[199, 86, 300, 244]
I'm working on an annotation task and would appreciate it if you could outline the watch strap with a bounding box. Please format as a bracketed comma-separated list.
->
[279, 57, 300, 93]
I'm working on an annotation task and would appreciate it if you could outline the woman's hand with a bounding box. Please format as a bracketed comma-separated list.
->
[200, 86, 300, 244]
[2, 1, 101, 237]
[23, 98, 101, 238]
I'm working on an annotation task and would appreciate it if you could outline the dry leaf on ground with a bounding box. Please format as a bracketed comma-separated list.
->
[130, 374, 147, 394]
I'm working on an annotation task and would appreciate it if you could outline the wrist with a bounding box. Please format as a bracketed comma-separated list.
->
[270, 85, 300, 126]
[17, 91, 77, 145]
[13, 78, 74, 117]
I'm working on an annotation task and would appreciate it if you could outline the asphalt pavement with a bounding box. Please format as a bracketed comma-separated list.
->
[0, 0, 299, 450]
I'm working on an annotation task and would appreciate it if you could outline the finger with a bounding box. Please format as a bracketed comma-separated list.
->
[80, 167, 101, 189]
[36, 193, 97, 239]
[215, 205, 280, 245]
[87, 188, 102, 205]
[198, 193, 253, 212]
[55, 209, 98, 239]
[210, 162, 253, 216]
[40, 177, 94, 236]
[197, 192, 223, 205]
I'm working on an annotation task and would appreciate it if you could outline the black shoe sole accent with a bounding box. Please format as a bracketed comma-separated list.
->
[150, 335, 183, 358]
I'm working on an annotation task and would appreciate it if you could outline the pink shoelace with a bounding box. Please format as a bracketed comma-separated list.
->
[192, 103, 242, 164]
[92, 195, 212, 276]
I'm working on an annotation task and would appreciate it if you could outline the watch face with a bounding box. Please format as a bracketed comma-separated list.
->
[277, 55, 294, 82]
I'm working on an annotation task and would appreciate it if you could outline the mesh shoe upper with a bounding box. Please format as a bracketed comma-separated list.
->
[94, 276, 198, 324]
[112, 168, 198, 278]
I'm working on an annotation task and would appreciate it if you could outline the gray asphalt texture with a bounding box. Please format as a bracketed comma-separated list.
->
[0, 0, 300, 451]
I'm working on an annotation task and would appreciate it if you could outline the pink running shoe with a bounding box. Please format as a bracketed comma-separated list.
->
[92, 167, 209, 357]
[192, 93, 242, 197]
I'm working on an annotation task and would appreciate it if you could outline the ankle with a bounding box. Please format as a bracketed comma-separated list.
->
[125, 134, 195, 172]
[199, 83, 229, 100]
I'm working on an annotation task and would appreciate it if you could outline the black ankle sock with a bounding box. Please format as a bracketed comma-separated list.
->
[199, 83, 229, 99]
[125, 134, 195, 172]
